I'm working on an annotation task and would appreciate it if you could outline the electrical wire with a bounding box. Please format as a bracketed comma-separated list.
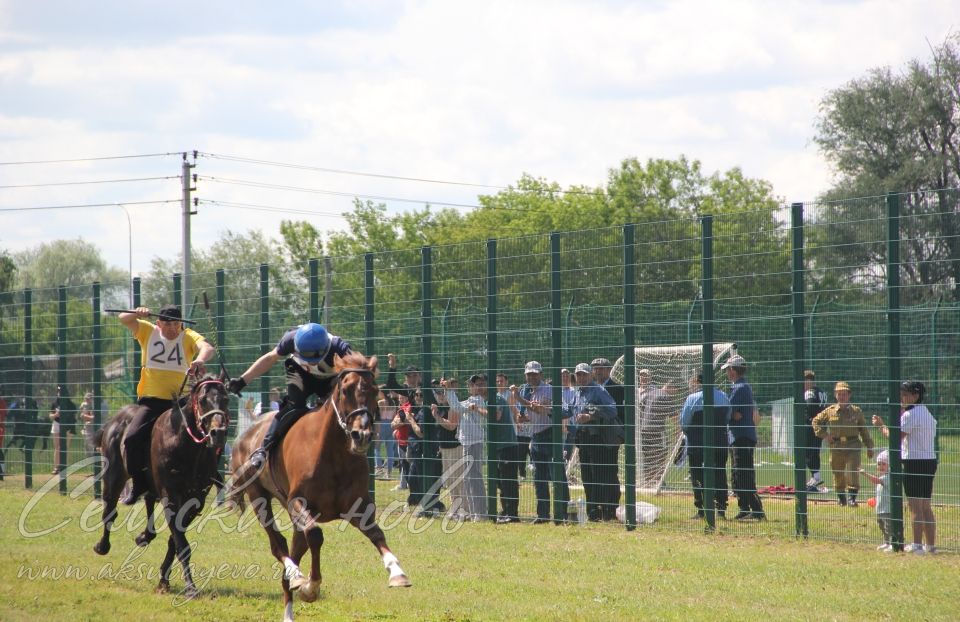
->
[0, 152, 182, 166]
[197, 151, 507, 190]
[198, 199, 349, 218]
[0, 199, 179, 212]
[0, 176, 178, 189]
[197, 175, 482, 209]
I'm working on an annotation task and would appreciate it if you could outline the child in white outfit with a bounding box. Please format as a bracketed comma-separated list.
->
[861, 450, 891, 551]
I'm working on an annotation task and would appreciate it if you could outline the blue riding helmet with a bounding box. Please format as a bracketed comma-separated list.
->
[294, 323, 331, 363]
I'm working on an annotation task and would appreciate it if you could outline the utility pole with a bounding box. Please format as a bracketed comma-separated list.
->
[181, 152, 196, 305]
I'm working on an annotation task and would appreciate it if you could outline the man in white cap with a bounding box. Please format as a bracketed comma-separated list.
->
[722, 354, 765, 520]
[510, 361, 554, 523]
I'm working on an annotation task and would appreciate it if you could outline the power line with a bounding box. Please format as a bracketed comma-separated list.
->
[198, 199, 349, 218]
[0, 199, 180, 212]
[197, 151, 507, 190]
[0, 176, 178, 189]
[0, 152, 181, 166]
[197, 175, 482, 209]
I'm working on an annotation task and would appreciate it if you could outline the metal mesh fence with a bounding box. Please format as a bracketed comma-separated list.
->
[1, 190, 957, 552]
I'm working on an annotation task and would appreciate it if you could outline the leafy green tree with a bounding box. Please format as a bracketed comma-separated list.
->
[814, 35, 960, 302]
[0, 251, 15, 294]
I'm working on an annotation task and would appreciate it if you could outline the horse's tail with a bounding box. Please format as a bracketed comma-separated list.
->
[223, 473, 247, 514]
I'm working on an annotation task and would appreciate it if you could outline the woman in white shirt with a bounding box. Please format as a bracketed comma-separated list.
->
[873, 380, 937, 554]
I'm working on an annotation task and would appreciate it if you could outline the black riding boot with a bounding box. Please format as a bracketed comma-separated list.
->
[249, 407, 307, 468]
[121, 443, 149, 506]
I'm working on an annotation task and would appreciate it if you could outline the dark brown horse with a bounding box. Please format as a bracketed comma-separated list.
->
[94, 373, 230, 597]
[227, 352, 409, 622]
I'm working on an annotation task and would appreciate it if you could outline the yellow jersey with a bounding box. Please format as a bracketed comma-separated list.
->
[134, 319, 206, 399]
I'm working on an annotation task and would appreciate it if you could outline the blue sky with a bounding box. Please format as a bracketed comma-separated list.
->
[1, 0, 957, 277]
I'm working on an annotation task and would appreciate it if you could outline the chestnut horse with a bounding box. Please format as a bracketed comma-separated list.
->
[227, 352, 409, 622]
[94, 373, 230, 597]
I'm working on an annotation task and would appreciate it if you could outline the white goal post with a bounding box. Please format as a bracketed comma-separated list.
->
[610, 342, 737, 495]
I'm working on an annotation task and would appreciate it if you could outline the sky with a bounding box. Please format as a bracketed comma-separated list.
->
[1, 0, 957, 280]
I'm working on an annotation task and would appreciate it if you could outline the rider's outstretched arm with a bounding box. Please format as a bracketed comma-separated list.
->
[238, 351, 283, 385]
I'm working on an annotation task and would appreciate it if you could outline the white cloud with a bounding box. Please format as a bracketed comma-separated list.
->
[1, 0, 958, 276]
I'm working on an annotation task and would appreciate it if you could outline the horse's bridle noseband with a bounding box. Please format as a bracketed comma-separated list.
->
[329, 367, 376, 436]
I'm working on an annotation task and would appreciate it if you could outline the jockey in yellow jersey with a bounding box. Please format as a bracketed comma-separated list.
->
[119, 305, 215, 505]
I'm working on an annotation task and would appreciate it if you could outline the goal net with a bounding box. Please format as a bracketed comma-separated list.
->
[610, 342, 737, 495]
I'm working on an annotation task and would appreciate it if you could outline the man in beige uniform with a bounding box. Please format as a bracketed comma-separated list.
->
[812, 381, 874, 507]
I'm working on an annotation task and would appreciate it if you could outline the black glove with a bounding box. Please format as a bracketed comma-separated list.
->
[227, 377, 247, 396]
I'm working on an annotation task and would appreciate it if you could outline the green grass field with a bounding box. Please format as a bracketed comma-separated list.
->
[2, 476, 959, 622]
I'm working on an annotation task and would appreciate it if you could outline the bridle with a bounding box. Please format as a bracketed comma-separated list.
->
[329, 367, 376, 437]
[184, 378, 230, 447]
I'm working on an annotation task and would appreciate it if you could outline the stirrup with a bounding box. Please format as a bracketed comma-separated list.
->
[248, 448, 267, 469]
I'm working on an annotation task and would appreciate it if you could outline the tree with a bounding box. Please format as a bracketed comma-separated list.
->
[12, 239, 127, 297]
[0, 251, 15, 294]
[814, 35, 960, 301]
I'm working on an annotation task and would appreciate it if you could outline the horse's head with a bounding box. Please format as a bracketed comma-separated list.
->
[187, 372, 231, 451]
[331, 353, 379, 456]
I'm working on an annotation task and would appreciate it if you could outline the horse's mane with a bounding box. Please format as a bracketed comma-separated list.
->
[335, 351, 372, 372]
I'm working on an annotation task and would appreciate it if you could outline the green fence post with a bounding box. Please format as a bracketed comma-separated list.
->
[700, 215, 716, 531]
[309, 259, 320, 325]
[791, 202, 808, 537]
[173, 273, 182, 308]
[550, 233, 566, 521]
[259, 264, 270, 413]
[93, 282, 102, 499]
[215, 269, 227, 504]
[57, 285, 67, 495]
[420, 246, 436, 513]
[486, 239, 498, 519]
[886, 192, 904, 551]
[23, 288, 33, 490]
[623, 223, 637, 530]
[365, 253, 376, 501]
[132, 278, 142, 393]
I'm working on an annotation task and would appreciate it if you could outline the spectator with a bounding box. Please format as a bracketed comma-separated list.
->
[873, 381, 938, 554]
[405, 389, 444, 515]
[591, 358, 625, 444]
[723, 355, 766, 520]
[390, 390, 413, 492]
[443, 374, 488, 521]
[803, 370, 829, 492]
[431, 384, 466, 519]
[511, 361, 554, 523]
[860, 450, 893, 552]
[812, 381, 874, 507]
[252, 387, 282, 418]
[376, 388, 397, 480]
[680, 373, 731, 519]
[79, 391, 97, 458]
[48, 387, 77, 475]
[637, 368, 677, 488]
[385, 353, 422, 396]
[0, 386, 7, 479]
[560, 368, 579, 491]
[572, 362, 620, 521]
[492, 372, 521, 523]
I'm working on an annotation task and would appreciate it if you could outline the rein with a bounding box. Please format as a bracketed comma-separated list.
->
[183, 378, 229, 446]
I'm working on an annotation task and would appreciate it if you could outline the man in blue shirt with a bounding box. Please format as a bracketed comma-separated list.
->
[680, 373, 731, 519]
[723, 355, 766, 520]
[572, 362, 620, 521]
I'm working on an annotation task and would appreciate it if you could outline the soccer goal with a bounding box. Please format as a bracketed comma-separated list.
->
[610, 342, 737, 495]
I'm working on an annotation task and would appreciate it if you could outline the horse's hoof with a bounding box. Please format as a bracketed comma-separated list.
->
[135, 532, 155, 547]
[182, 586, 199, 600]
[388, 574, 412, 588]
[298, 579, 322, 602]
[155, 581, 170, 594]
[93, 541, 110, 556]
[288, 574, 309, 592]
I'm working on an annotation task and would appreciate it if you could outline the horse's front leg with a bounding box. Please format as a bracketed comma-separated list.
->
[156, 534, 177, 594]
[170, 507, 199, 599]
[247, 487, 299, 621]
[348, 499, 411, 588]
[290, 526, 324, 602]
[135, 494, 158, 547]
